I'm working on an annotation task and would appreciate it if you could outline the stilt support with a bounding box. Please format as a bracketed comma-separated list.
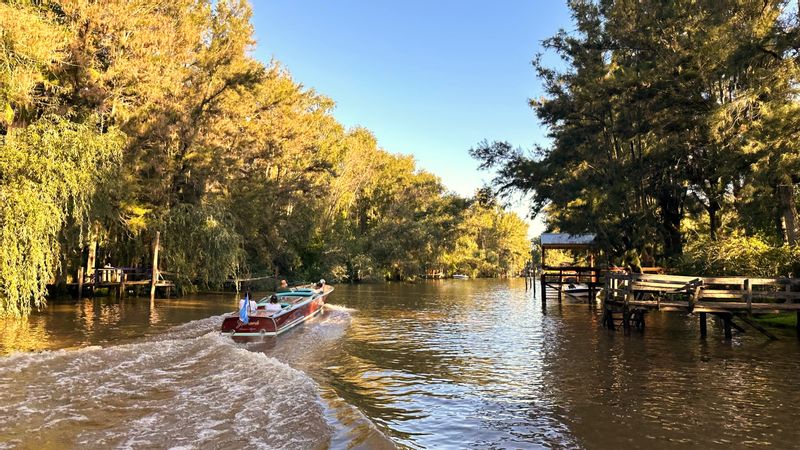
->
[723, 315, 733, 340]
[150, 231, 160, 302]
[699, 312, 707, 338]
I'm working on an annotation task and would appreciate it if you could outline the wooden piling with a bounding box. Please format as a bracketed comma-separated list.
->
[723, 315, 733, 340]
[88, 235, 98, 297]
[603, 308, 614, 330]
[622, 309, 631, 334]
[77, 267, 84, 299]
[557, 273, 563, 303]
[745, 278, 752, 312]
[150, 231, 160, 302]
[87, 238, 97, 284]
[540, 277, 546, 310]
[699, 312, 707, 338]
[119, 273, 127, 299]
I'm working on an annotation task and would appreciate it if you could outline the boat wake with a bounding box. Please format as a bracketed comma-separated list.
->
[0, 312, 346, 449]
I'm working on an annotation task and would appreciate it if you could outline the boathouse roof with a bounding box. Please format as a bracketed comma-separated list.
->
[540, 233, 596, 249]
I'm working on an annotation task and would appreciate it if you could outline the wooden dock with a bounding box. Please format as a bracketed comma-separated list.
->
[539, 266, 603, 308]
[67, 231, 173, 300]
[537, 233, 603, 308]
[603, 273, 800, 339]
[68, 267, 174, 298]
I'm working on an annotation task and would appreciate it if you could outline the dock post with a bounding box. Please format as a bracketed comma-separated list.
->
[557, 271, 563, 303]
[87, 238, 96, 283]
[699, 312, 707, 338]
[119, 273, 127, 299]
[88, 235, 98, 298]
[622, 309, 631, 334]
[150, 231, 160, 302]
[723, 314, 733, 340]
[540, 276, 547, 310]
[77, 267, 84, 299]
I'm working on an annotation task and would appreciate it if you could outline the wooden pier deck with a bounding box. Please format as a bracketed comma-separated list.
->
[67, 267, 174, 298]
[603, 273, 800, 339]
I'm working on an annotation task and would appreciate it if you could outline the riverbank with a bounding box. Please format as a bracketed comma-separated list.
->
[752, 313, 798, 329]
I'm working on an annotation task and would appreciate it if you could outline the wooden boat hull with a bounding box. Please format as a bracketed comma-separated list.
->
[221, 286, 333, 337]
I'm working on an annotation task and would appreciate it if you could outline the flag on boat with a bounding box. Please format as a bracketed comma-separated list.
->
[239, 292, 250, 324]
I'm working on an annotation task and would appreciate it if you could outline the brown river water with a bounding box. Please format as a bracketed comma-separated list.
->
[2, 279, 800, 449]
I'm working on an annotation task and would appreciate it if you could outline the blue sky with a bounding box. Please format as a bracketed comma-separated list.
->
[249, 1, 573, 235]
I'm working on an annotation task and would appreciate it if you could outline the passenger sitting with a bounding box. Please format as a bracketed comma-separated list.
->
[314, 279, 326, 293]
[263, 294, 282, 315]
[276, 279, 292, 293]
[238, 292, 257, 312]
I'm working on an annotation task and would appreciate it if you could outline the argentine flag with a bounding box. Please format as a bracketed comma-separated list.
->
[239, 292, 250, 324]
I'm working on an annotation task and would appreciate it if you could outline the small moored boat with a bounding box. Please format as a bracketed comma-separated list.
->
[452, 274, 469, 280]
[221, 284, 334, 338]
[563, 283, 590, 297]
[563, 282, 602, 299]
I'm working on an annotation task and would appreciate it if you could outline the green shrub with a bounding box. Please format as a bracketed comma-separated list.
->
[676, 233, 800, 277]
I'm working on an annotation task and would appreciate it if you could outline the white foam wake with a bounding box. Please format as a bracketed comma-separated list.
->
[0, 330, 332, 449]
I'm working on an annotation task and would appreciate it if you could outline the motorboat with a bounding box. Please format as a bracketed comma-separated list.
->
[563, 282, 591, 298]
[452, 274, 469, 280]
[221, 285, 334, 338]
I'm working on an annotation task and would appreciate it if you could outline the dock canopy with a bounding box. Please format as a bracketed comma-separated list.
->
[540, 233, 596, 249]
[539, 233, 598, 271]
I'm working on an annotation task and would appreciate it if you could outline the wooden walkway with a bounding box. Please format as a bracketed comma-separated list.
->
[603, 273, 800, 339]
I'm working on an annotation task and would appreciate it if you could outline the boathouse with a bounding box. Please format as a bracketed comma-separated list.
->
[538, 233, 602, 306]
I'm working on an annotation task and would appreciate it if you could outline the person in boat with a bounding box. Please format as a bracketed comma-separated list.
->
[276, 279, 292, 293]
[238, 292, 257, 313]
[314, 279, 326, 293]
[263, 294, 282, 315]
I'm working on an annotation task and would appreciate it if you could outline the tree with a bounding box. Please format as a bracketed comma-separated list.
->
[472, 0, 799, 264]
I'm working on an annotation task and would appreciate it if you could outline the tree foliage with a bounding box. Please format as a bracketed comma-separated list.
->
[472, 0, 800, 273]
[0, 0, 529, 315]
[0, 117, 122, 316]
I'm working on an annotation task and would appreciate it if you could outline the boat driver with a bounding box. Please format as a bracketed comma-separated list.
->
[276, 279, 292, 293]
[263, 294, 282, 315]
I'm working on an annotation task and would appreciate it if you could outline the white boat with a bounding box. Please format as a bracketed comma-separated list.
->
[452, 274, 469, 280]
[563, 282, 591, 297]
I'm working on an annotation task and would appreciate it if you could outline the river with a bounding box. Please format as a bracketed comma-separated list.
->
[2, 279, 800, 449]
